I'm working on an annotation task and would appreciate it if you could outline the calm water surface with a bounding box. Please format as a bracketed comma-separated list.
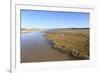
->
[21, 32, 74, 63]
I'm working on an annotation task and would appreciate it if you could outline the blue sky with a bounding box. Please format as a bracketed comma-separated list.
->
[21, 9, 90, 29]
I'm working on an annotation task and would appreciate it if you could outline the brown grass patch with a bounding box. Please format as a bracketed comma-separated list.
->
[44, 29, 89, 59]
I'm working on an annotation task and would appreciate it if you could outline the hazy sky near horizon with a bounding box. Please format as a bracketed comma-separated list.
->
[21, 9, 89, 29]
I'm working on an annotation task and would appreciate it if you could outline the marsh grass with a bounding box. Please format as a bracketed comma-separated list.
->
[44, 29, 89, 59]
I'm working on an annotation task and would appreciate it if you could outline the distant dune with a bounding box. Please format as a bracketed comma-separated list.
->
[21, 28, 42, 33]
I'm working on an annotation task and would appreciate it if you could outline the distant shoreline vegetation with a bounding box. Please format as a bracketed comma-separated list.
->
[21, 28, 90, 34]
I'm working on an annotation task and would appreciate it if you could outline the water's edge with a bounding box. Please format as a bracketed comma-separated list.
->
[21, 32, 75, 63]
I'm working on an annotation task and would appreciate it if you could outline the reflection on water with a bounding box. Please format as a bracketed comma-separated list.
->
[21, 32, 74, 63]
